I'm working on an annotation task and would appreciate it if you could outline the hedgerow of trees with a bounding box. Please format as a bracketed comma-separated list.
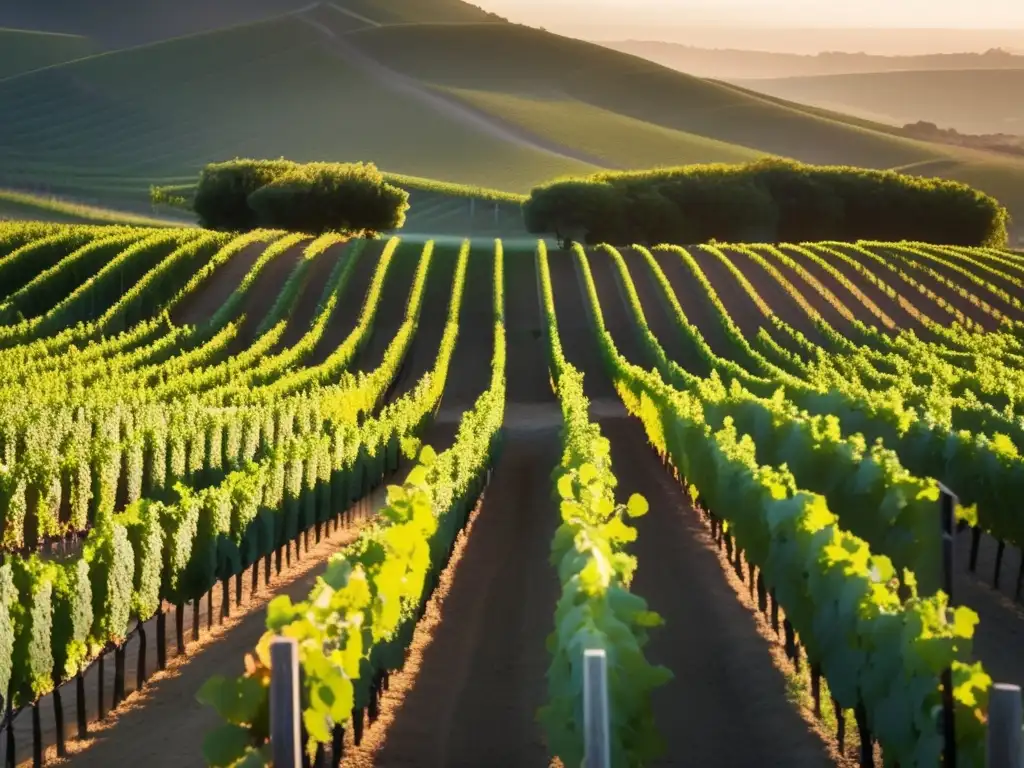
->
[192, 159, 409, 236]
[524, 158, 1010, 247]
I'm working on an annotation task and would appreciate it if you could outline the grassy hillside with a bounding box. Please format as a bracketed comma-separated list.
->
[0, 0, 503, 45]
[734, 69, 1024, 136]
[0, 14, 593, 206]
[0, 28, 98, 78]
[598, 40, 1024, 80]
[344, 23, 1024, 228]
[4, 3, 1024, 234]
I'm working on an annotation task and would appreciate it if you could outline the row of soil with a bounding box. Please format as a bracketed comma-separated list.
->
[349, 243, 559, 767]
[385, 243, 461, 405]
[309, 239, 388, 366]
[169, 241, 268, 328]
[346, 241, 422, 376]
[276, 240, 351, 351]
[550, 244, 835, 766]
[227, 242, 306, 354]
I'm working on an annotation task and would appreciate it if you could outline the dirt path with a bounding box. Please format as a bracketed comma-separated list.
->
[954, 531, 1024, 690]
[778, 244, 906, 335]
[546, 248, 618, 403]
[356, 420, 561, 768]
[720, 245, 826, 349]
[830, 244, 965, 329]
[752, 246, 857, 341]
[422, 241, 495, 438]
[687, 246, 766, 340]
[601, 415, 837, 767]
[875, 246, 1005, 331]
[936, 247, 1024, 301]
[386, 243, 460, 403]
[504, 246, 554, 404]
[349, 242, 422, 375]
[586, 246, 648, 368]
[309, 240, 384, 366]
[230, 242, 307, 353]
[169, 241, 270, 327]
[12, 486, 390, 768]
[649, 247, 734, 361]
[546, 253, 836, 765]
[297, 8, 613, 171]
[892, 246, 1023, 327]
[346, 240, 560, 767]
[620, 246, 712, 377]
[277, 240, 350, 350]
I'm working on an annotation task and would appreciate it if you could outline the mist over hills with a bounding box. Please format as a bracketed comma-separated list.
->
[600, 41, 1024, 80]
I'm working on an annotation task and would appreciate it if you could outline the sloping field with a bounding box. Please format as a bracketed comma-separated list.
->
[0, 221, 1021, 768]
[0, 28, 97, 78]
[735, 69, 1024, 136]
[345, 22, 1024, 223]
[7, 4, 1024, 230]
[0, 14, 592, 209]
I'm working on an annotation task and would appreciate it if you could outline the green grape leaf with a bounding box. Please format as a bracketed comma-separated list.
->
[625, 494, 649, 518]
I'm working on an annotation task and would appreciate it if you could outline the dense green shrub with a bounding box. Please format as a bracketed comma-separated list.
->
[193, 158, 298, 231]
[0, 565, 16, 702]
[10, 557, 54, 705]
[118, 499, 165, 621]
[51, 558, 92, 684]
[524, 158, 1009, 246]
[191, 159, 409, 236]
[246, 162, 409, 236]
[84, 517, 134, 648]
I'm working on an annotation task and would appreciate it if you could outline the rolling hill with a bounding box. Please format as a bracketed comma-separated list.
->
[2, 0, 1024, 235]
[733, 69, 1024, 136]
[0, 27, 98, 78]
[0, 0, 504, 46]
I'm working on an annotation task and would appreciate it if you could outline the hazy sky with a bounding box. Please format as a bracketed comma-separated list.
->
[477, 0, 1024, 28]
[475, 0, 1024, 53]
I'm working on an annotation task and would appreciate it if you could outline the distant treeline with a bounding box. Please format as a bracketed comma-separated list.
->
[901, 121, 1024, 159]
[524, 159, 1009, 247]
[191, 159, 409, 236]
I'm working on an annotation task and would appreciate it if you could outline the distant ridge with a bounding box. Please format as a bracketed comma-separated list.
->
[597, 40, 1024, 80]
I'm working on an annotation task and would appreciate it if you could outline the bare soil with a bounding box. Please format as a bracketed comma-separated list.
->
[754, 247, 857, 339]
[830, 244, 966, 329]
[169, 241, 269, 327]
[648, 247, 733, 360]
[618, 246, 711, 376]
[277, 241, 351, 350]
[602, 415, 838, 767]
[546, 247, 617, 402]
[230, 242, 307, 353]
[720, 245, 826, 348]
[875, 246, 1005, 331]
[342, 244, 559, 768]
[308, 239, 385, 366]
[385, 243, 460, 403]
[349, 242, 422, 374]
[546, 248, 838, 765]
[954, 531, 1024, 690]
[778, 244, 907, 334]
[896, 247, 1024, 326]
[687, 245, 766, 340]
[355, 426, 561, 768]
[941, 247, 1024, 300]
[504, 245, 555, 404]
